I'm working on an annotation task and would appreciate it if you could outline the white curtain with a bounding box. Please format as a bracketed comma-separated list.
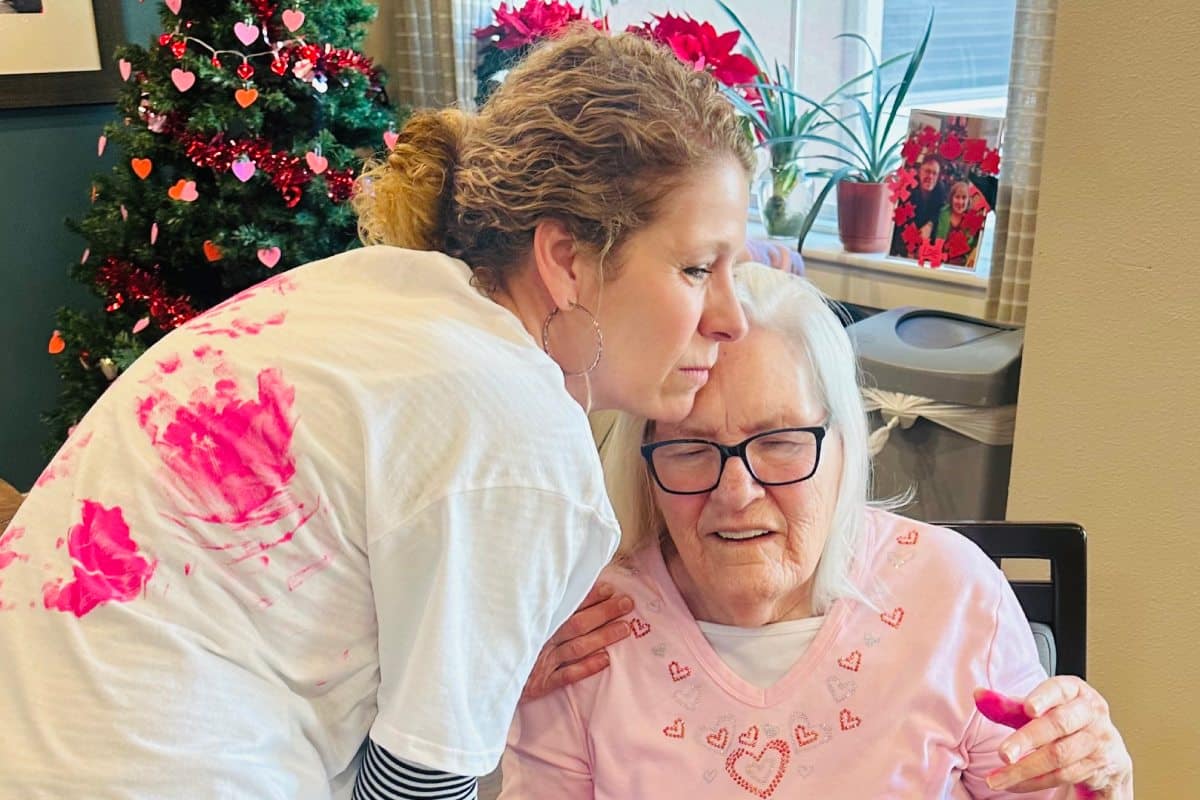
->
[985, 0, 1060, 324]
[367, 0, 495, 109]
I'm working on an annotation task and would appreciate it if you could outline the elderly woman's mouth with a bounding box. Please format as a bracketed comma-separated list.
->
[712, 529, 775, 542]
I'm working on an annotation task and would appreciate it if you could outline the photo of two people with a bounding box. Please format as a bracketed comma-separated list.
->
[889, 110, 1004, 269]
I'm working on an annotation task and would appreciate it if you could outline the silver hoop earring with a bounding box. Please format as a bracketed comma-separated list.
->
[541, 301, 603, 377]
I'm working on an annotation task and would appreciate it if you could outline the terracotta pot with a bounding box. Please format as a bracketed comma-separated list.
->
[836, 180, 896, 253]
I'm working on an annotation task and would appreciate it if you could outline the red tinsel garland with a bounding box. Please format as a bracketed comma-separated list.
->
[95, 257, 198, 331]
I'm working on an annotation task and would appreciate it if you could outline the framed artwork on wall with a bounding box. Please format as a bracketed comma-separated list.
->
[0, 0, 124, 109]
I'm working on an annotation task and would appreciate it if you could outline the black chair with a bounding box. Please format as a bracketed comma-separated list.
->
[939, 521, 1087, 680]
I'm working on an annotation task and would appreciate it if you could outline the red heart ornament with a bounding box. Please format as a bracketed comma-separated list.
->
[131, 158, 152, 179]
[47, 330, 66, 355]
[167, 179, 198, 202]
[202, 240, 222, 262]
[235, 88, 259, 108]
[236, 61, 254, 80]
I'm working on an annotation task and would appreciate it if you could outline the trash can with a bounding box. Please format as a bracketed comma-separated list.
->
[847, 307, 1023, 521]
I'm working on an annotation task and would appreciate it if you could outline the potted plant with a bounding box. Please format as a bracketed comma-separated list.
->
[714, 2, 914, 246]
[790, 12, 934, 253]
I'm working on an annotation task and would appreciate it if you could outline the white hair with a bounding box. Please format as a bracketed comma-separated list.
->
[599, 262, 890, 614]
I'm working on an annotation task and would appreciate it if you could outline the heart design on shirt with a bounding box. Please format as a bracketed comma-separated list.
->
[826, 676, 856, 702]
[888, 552, 913, 568]
[880, 607, 905, 628]
[797, 765, 814, 779]
[706, 727, 729, 750]
[793, 723, 819, 748]
[762, 724, 779, 738]
[668, 661, 692, 682]
[896, 529, 919, 545]
[738, 725, 759, 747]
[662, 718, 686, 739]
[864, 634, 880, 647]
[630, 617, 651, 638]
[725, 739, 790, 798]
[651, 644, 667, 657]
[837, 650, 862, 672]
[673, 685, 700, 710]
[703, 769, 717, 783]
[839, 708, 862, 731]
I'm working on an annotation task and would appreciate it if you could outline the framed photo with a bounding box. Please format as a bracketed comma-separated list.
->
[887, 110, 1005, 270]
[0, 0, 124, 109]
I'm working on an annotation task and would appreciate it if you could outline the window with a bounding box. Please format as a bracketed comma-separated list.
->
[608, 1, 1016, 277]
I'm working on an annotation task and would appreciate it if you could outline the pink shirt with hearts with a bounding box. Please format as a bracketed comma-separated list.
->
[501, 509, 1064, 799]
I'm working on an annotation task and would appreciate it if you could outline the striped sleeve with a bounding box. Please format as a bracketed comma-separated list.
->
[352, 739, 478, 800]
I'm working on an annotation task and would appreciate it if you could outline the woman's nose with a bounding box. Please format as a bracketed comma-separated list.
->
[710, 454, 764, 508]
[700, 268, 748, 343]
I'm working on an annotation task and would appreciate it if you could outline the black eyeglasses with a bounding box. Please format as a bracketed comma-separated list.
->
[640, 426, 827, 495]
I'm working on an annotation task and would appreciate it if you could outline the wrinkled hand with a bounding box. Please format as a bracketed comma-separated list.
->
[975, 682, 1133, 798]
[521, 582, 634, 702]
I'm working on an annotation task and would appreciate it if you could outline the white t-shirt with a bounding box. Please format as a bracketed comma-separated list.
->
[698, 616, 825, 689]
[0, 246, 620, 798]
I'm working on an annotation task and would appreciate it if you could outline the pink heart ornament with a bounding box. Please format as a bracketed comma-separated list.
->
[164, 0, 182, 13]
[234, 21, 259, 46]
[305, 151, 328, 174]
[132, 317, 150, 334]
[171, 68, 196, 92]
[118, 58, 131, 81]
[281, 9, 305, 32]
[257, 246, 282, 268]
[231, 159, 256, 182]
[382, 130, 399, 150]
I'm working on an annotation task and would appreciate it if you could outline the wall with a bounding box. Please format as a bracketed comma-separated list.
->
[1006, 2, 1200, 797]
[0, 1, 157, 489]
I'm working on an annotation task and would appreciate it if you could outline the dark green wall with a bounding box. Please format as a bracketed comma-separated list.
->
[0, 1, 158, 490]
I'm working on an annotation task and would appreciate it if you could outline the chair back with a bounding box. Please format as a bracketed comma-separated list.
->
[940, 521, 1087, 679]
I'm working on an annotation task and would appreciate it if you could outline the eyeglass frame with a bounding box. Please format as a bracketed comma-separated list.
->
[639, 425, 828, 496]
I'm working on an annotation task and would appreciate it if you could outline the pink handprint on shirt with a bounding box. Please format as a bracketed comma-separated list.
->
[42, 501, 156, 617]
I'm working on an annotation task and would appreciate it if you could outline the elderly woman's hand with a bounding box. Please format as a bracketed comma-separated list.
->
[521, 582, 634, 702]
[975, 683, 1133, 798]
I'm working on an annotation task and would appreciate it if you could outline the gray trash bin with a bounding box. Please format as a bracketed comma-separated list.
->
[847, 307, 1023, 521]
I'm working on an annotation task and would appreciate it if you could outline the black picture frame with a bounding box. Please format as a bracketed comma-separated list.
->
[0, 0, 125, 109]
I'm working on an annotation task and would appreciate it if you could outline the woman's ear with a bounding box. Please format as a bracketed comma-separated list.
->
[531, 218, 585, 310]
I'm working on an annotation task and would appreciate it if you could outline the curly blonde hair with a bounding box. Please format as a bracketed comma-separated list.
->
[353, 26, 755, 292]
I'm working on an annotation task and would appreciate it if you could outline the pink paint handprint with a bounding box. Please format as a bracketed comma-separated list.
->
[42, 501, 156, 617]
[138, 365, 303, 532]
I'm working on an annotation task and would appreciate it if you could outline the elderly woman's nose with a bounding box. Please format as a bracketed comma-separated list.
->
[710, 455, 764, 505]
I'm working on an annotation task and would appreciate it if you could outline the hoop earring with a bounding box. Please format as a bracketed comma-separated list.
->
[541, 301, 603, 377]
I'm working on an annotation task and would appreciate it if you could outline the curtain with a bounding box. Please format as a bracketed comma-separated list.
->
[366, 0, 495, 109]
[985, 0, 1060, 324]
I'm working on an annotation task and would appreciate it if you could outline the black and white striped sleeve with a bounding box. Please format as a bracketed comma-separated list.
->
[352, 738, 479, 800]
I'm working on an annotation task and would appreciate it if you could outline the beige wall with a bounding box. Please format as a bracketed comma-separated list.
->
[1007, 2, 1200, 796]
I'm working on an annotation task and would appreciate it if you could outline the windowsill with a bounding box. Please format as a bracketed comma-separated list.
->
[747, 222, 990, 318]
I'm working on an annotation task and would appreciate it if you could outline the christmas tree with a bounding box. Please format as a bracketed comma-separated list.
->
[43, 0, 402, 451]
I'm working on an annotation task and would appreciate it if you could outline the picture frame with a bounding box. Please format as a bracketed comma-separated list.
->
[887, 109, 1005, 271]
[0, 0, 124, 109]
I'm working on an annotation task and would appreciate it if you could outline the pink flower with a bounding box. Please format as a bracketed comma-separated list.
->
[474, 0, 605, 50]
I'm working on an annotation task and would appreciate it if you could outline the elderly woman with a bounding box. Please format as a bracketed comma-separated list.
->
[501, 264, 1132, 799]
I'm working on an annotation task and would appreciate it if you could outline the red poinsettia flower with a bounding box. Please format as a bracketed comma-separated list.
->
[962, 137, 988, 164]
[474, 0, 606, 50]
[893, 202, 916, 226]
[980, 147, 1001, 175]
[901, 222, 925, 254]
[917, 125, 940, 149]
[629, 13, 759, 88]
[946, 229, 972, 259]
[901, 136, 923, 166]
[939, 134, 963, 161]
[918, 237, 946, 268]
[962, 209, 987, 235]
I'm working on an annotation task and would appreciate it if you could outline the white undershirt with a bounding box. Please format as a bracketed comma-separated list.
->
[697, 616, 826, 689]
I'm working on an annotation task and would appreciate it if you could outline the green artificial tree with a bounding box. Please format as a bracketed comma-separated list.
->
[44, 0, 403, 451]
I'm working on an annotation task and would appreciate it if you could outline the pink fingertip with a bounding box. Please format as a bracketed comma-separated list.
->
[974, 687, 1034, 729]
